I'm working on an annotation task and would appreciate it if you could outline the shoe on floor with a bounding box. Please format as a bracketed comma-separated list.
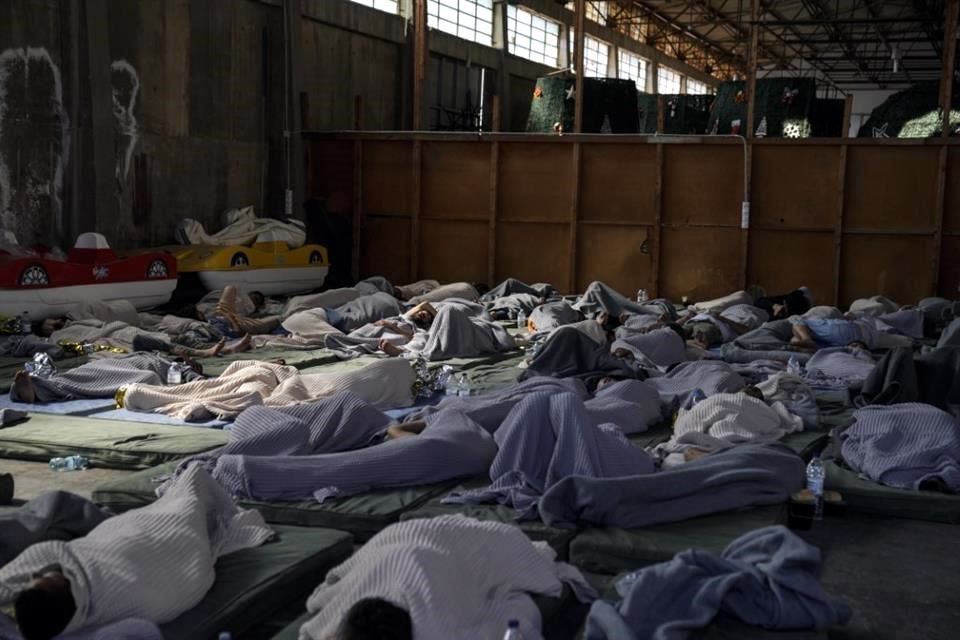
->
[0, 473, 12, 505]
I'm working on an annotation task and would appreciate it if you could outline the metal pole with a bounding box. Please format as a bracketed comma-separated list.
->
[573, 0, 585, 133]
[941, 0, 959, 139]
[413, 0, 428, 131]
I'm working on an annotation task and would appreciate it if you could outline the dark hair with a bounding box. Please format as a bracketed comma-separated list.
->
[665, 322, 686, 341]
[15, 587, 76, 640]
[249, 291, 266, 309]
[172, 304, 201, 320]
[338, 598, 412, 640]
[471, 282, 490, 296]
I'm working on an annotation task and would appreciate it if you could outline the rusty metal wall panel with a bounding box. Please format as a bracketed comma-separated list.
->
[421, 142, 490, 220]
[748, 230, 836, 305]
[662, 145, 744, 226]
[418, 219, 488, 283]
[660, 227, 742, 301]
[360, 216, 411, 283]
[498, 143, 573, 222]
[751, 146, 840, 230]
[943, 147, 960, 234]
[576, 224, 655, 294]
[580, 144, 657, 224]
[939, 236, 960, 298]
[362, 142, 413, 216]
[495, 222, 571, 290]
[844, 146, 939, 232]
[840, 235, 935, 306]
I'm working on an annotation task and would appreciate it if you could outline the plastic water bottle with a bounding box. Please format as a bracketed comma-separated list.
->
[166, 362, 183, 385]
[690, 389, 707, 405]
[458, 374, 472, 398]
[636, 289, 649, 303]
[218, 633, 232, 640]
[516, 309, 527, 330]
[787, 355, 801, 376]
[806, 454, 825, 521]
[503, 619, 523, 640]
[49, 455, 90, 472]
[445, 374, 460, 397]
[19, 311, 31, 335]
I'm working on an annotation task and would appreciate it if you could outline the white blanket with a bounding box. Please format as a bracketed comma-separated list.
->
[657, 392, 803, 462]
[0, 466, 272, 632]
[176, 206, 306, 248]
[299, 516, 593, 640]
[122, 358, 415, 420]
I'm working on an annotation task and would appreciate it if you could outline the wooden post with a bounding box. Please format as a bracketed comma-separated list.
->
[569, 143, 582, 293]
[496, 0, 510, 132]
[412, 0, 428, 131]
[656, 96, 665, 133]
[488, 142, 499, 286]
[941, 0, 959, 138]
[353, 95, 362, 130]
[933, 145, 949, 295]
[652, 143, 664, 298]
[745, 0, 759, 138]
[833, 144, 849, 306]
[410, 142, 422, 280]
[573, 0, 586, 133]
[841, 95, 854, 138]
[352, 140, 363, 281]
[491, 95, 502, 132]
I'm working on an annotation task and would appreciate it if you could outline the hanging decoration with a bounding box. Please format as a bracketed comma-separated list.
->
[533, 86, 543, 99]
[730, 119, 742, 135]
[781, 87, 800, 105]
[734, 90, 746, 104]
[667, 99, 678, 119]
[872, 122, 890, 138]
[755, 116, 768, 138]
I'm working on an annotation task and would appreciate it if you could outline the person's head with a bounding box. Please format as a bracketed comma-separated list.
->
[471, 282, 490, 297]
[407, 303, 436, 329]
[15, 571, 75, 640]
[665, 322, 686, 341]
[337, 598, 412, 640]
[36, 317, 65, 337]
[847, 340, 869, 352]
[172, 303, 202, 321]
[771, 303, 787, 320]
[248, 291, 265, 310]
[743, 385, 765, 402]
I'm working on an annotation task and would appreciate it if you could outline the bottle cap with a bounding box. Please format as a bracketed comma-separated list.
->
[507, 620, 519, 628]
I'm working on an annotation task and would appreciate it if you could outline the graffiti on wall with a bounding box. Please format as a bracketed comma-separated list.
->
[111, 58, 139, 188]
[0, 46, 71, 245]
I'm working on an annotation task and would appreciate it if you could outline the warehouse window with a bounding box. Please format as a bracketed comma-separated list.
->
[348, 0, 399, 13]
[565, 1, 609, 24]
[569, 31, 610, 77]
[618, 49, 648, 90]
[428, 0, 494, 45]
[686, 79, 711, 95]
[658, 66, 682, 94]
[508, 5, 561, 66]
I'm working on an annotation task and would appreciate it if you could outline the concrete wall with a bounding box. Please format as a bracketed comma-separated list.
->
[0, 0, 718, 251]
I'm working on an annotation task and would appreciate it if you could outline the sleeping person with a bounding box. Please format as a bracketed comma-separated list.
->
[0, 466, 273, 640]
[297, 516, 594, 640]
[789, 317, 914, 351]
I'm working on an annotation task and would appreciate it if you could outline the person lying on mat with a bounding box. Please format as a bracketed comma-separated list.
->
[677, 303, 769, 350]
[789, 316, 914, 352]
[0, 466, 272, 640]
[297, 515, 594, 640]
[375, 302, 514, 361]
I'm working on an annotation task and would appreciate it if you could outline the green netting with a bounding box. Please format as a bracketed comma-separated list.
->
[708, 78, 820, 138]
[638, 93, 714, 134]
[526, 76, 639, 133]
[810, 98, 846, 137]
[857, 81, 960, 138]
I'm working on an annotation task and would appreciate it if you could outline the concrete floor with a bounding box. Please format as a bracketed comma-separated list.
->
[3, 459, 132, 501]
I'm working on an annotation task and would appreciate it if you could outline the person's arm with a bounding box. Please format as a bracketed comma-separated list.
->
[790, 322, 817, 350]
[386, 420, 427, 439]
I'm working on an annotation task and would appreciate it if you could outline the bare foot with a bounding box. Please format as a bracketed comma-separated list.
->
[683, 448, 710, 462]
[378, 339, 403, 357]
[222, 334, 252, 355]
[267, 358, 286, 365]
[13, 370, 36, 403]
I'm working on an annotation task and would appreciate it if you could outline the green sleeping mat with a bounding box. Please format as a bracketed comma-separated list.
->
[0, 414, 228, 469]
[824, 460, 960, 523]
[197, 347, 338, 376]
[569, 505, 787, 575]
[399, 476, 578, 556]
[162, 525, 353, 640]
[93, 461, 460, 541]
[628, 422, 672, 449]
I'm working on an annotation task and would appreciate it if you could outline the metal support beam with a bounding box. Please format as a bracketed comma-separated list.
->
[573, 0, 585, 134]
[746, 0, 759, 138]
[412, 0, 428, 131]
[941, 0, 959, 138]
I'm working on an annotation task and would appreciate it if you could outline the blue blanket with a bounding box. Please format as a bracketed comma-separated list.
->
[443, 391, 654, 519]
[585, 525, 851, 639]
[539, 444, 804, 528]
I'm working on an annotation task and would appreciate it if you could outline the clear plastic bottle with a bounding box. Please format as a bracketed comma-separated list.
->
[690, 389, 707, 405]
[787, 355, 801, 376]
[516, 310, 527, 331]
[636, 289, 648, 303]
[445, 374, 460, 397]
[19, 311, 31, 335]
[218, 633, 232, 640]
[503, 619, 523, 640]
[458, 374, 472, 398]
[49, 455, 90, 472]
[806, 454, 825, 521]
[166, 362, 183, 385]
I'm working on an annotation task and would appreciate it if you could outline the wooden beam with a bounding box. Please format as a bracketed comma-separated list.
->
[842, 95, 854, 138]
[488, 142, 499, 286]
[745, 0, 760, 138]
[285, 0, 304, 219]
[412, 0, 428, 131]
[933, 145, 949, 294]
[352, 140, 363, 281]
[569, 143, 582, 293]
[941, 0, 959, 139]
[656, 97, 665, 133]
[573, 0, 586, 134]
[652, 143, 663, 298]
[496, 0, 510, 132]
[833, 144, 849, 306]
[410, 141, 422, 280]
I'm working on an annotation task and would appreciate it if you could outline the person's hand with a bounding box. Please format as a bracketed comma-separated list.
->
[613, 348, 634, 360]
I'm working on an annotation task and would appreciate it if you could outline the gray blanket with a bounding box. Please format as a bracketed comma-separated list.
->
[528, 300, 583, 333]
[0, 492, 111, 566]
[522, 325, 640, 381]
[585, 525, 851, 639]
[332, 292, 402, 332]
[444, 391, 655, 519]
[573, 281, 673, 319]
[11, 353, 192, 403]
[480, 278, 556, 301]
[417, 303, 516, 361]
[539, 444, 805, 528]
[0, 335, 64, 359]
[840, 403, 960, 492]
[644, 361, 746, 413]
